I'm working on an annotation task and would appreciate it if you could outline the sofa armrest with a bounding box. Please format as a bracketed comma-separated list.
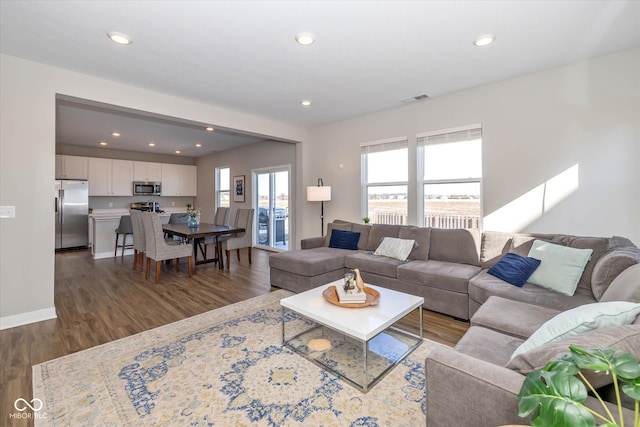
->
[426, 346, 636, 427]
[301, 237, 326, 249]
[425, 346, 528, 427]
[592, 246, 640, 300]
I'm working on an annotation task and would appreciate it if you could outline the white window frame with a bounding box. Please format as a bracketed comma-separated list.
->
[417, 124, 483, 229]
[215, 166, 230, 208]
[360, 136, 409, 224]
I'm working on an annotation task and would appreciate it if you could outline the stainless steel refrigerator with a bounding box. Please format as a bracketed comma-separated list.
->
[55, 180, 89, 250]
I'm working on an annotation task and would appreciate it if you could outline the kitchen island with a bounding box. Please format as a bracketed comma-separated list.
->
[89, 209, 184, 259]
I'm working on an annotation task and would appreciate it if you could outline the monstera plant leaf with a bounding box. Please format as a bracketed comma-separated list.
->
[570, 346, 640, 381]
[518, 346, 640, 427]
[518, 369, 595, 427]
[570, 346, 640, 402]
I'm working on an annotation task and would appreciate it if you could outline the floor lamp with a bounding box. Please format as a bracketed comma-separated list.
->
[307, 178, 331, 236]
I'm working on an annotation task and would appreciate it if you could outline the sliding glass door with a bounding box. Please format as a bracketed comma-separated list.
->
[255, 167, 290, 251]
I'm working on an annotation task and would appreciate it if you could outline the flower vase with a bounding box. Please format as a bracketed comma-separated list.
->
[187, 217, 199, 228]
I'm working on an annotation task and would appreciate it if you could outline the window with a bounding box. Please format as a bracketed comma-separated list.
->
[417, 126, 482, 229]
[216, 167, 230, 208]
[361, 137, 408, 225]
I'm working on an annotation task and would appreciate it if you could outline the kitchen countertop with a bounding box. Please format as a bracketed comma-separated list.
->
[89, 208, 188, 220]
[89, 207, 191, 259]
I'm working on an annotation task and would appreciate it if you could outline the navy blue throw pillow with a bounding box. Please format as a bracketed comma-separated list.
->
[328, 229, 361, 250]
[487, 253, 541, 287]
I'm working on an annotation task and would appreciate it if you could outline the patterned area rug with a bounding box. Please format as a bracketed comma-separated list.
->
[33, 290, 442, 426]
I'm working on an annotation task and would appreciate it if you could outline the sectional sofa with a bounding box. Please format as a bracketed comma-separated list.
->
[269, 219, 639, 320]
[269, 219, 640, 426]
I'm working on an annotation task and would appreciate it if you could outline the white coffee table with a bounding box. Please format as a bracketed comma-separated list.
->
[280, 279, 424, 392]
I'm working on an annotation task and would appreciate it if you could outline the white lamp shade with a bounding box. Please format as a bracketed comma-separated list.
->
[307, 186, 331, 202]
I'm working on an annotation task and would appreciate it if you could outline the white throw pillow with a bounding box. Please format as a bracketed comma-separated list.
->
[373, 237, 416, 262]
[527, 240, 593, 296]
[511, 301, 640, 359]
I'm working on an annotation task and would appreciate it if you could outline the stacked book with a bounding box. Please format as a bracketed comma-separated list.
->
[336, 284, 366, 303]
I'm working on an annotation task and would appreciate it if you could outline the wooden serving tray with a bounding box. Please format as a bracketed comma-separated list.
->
[322, 285, 380, 308]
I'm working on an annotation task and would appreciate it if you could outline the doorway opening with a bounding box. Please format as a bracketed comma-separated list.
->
[254, 166, 290, 251]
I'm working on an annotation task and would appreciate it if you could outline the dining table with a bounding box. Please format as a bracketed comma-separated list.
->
[162, 222, 246, 270]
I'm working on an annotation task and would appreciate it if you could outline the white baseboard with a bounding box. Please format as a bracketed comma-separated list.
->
[93, 248, 135, 259]
[0, 307, 57, 330]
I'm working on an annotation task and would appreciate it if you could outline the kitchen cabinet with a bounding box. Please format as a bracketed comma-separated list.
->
[88, 158, 133, 196]
[56, 155, 88, 179]
[133, 161, 162, 182]
[161, 164, 197, 196]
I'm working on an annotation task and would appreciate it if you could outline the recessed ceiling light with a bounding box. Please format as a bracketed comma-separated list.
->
[99, 141, 108, 146]
[111, 132, 120, 137]
[195, 143, 202, 147]
[148, 143, 155, 147]
[295, 33, 315, 46]
[206, 126, 214, 132]
[300, 100, 312, 107]
[107, 32, 132, 45]
[473, 34, 495, 47]
[175, 150, 181, 154]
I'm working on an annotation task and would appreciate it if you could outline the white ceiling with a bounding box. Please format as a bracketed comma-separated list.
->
[2, 1, 640, 156]
[55, 97, 271, 157]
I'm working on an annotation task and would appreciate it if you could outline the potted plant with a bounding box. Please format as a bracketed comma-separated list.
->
[363, 216, 371, 224]
[517, 345, 640, 427]
[183, 208, 200, 228]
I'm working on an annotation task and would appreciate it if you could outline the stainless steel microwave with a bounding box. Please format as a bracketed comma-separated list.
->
[133, 181, 162, 196]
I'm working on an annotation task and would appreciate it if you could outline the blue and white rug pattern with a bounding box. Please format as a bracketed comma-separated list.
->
[33, 290, 441, 426]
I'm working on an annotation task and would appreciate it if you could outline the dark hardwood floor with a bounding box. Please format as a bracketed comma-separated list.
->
[0, 248, 468, 426]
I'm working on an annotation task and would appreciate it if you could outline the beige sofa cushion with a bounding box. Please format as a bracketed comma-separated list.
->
[469, 270, 596, 311]
[345, 252, 403, 279]
[471, 296, 560, 340]
[565, 236, 610, 291]
[397, 260, 481, 293]
[509, 233, 566, 256]
[269, 247, 352, 276]
[429, 228, 481, 266]
[366, 224, 401, 251]
[454, 326, 524, 366]
[352, 223, 372, 250]
[479, 231, 513, 269]
[398, 226, 430, 260]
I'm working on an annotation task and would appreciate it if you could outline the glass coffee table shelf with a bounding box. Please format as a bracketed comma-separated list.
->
[281, 281, 424, 393]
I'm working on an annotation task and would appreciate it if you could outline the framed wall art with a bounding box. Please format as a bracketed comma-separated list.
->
[233, 175, 245, 202]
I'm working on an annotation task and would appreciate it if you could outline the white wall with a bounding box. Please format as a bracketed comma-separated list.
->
[304, 48, 640, 244]
[196, 140, 298, 245]
[0, 54, 308, 328]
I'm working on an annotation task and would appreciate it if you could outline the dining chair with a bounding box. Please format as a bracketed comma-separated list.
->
[129, 209, 146, 271]
[214, 207, 232, 226]
[169, 212, 189, 224]
[141, 212, 193, 283]
[204, 207, 232, 259]
[166, 212, 189, 242]
[221, 208, 254, 270]
[114, 214, 134, 258]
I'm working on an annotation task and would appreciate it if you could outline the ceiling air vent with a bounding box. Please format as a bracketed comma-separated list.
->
[401, 94, 429, 104]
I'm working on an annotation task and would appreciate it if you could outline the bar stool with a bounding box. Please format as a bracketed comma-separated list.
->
[114, 215, 134, 258]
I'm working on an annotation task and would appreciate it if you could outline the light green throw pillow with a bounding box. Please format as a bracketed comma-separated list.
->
[527, 240, 593, 296]
[373, 237, 416, 262]
[511, 301, 640, 359]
